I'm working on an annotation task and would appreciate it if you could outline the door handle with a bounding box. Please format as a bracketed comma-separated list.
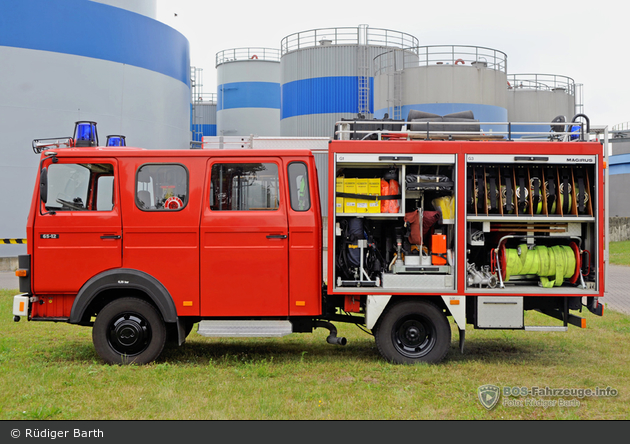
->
[266, 234, 287, 239]
[100, 235, 121, 240]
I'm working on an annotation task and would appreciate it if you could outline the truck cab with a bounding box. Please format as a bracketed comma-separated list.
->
[15, 143, 324, 364]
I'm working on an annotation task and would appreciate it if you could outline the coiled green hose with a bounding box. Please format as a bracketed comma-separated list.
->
[503, 244, 577, 287]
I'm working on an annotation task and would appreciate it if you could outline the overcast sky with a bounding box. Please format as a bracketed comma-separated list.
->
[156, 0, 628, 130]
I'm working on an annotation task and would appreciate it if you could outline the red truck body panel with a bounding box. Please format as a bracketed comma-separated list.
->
[27, 148, 323, 319]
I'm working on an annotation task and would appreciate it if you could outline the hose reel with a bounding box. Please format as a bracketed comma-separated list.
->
[497, 239, 583, 288]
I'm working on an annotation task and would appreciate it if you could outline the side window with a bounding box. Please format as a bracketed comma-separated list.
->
[136, 164, 188, 211]
[96, 176, 115, 211]
[44, 163, 114, 211]
[288, 162, 310, 211]
[210, 163, 279, 211]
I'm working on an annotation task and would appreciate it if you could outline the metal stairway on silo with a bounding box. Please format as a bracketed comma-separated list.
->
[357, 24, 371, 117]
[190, 67, 204, 145]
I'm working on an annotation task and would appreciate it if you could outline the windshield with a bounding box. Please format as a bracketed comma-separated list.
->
[44, 163, 114, 211]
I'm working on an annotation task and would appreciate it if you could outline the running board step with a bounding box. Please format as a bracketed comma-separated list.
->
[524, 326, 568, 332]
[197, 320, 293, 338]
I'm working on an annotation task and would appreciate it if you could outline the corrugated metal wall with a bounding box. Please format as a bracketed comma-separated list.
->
[192, 101, 217, 141]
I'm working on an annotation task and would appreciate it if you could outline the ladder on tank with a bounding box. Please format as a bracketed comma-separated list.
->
[190, 67, 204, 145]
[391, 70, 402, 121]
[357, 24, 371, 117]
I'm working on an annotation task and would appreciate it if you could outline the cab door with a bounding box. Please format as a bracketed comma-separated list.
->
[33, 158, 121, 293]
[200, 158, 288, 316]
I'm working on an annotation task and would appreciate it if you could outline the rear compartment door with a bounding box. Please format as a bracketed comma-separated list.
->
[200, 158, 288, 316]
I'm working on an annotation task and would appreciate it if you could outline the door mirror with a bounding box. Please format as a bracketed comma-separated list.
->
[40, 167, 48, 203]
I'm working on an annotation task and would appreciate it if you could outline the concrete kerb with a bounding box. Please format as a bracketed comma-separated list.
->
[0, 257, 18, 272]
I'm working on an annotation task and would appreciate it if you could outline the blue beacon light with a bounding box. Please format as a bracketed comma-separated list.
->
[106, 135, 126, 146]
[73, 121, 98, 147]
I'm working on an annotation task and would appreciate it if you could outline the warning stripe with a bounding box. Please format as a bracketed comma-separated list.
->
[1, 239, 27, 244]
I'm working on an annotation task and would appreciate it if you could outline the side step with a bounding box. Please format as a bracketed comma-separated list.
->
[197, 320, 293, 338]
[524, 326, 568, 332]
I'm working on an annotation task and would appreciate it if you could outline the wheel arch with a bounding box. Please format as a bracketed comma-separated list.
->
[69, 268, 178, 326]
[367, 295, 449, 331]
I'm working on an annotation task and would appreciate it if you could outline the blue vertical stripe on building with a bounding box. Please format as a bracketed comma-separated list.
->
[0, 0, 190, 86]
[192, 124, 217, 142]
[281, 77, 374, 119]
[610, 154, 630, 176]
[217, 82, 281, 111]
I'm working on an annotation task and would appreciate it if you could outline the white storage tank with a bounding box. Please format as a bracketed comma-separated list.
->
[280, 26, 419, 137]
[374, 45, 509, 132]
[507, 74, 578, 135]
[216, 48, 281, 136]
[0, 0, 191, 257]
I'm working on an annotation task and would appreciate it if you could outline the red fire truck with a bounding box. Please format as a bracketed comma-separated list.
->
[12, 117, 608, 365]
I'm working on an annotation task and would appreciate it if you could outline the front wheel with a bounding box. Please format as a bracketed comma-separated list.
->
[374, 300, 451, 364]
[93, 298, 166, 365]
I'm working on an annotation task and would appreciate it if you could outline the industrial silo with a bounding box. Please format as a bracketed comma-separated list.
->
[506, 74, 580, 135]
[374, 45, 509, 132]
[608, 124, 630, 220]
[0, 0, 191, 258]
[191, 68, 217, 144]
[216, 48, 281, 136]
[280, 25, 419, 137]
[192, 95, 217, 143]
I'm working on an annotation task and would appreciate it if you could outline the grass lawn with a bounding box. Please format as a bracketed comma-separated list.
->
[609, 240, 630, 266]
[1, 289, 628, 420]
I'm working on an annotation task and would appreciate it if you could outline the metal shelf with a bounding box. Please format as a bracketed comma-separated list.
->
[335, 212, 403, 218]
[467, 215, 594, 223]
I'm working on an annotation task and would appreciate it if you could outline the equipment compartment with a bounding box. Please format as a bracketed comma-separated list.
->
[332, 153, 456, 292]
[465, 155, 599, 294]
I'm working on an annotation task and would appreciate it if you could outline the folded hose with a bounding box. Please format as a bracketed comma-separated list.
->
[503, 244, 577, 287]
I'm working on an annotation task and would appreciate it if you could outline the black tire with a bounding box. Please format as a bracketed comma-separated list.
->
[92, 298, 166, 365]
[374, 299, 451, 364]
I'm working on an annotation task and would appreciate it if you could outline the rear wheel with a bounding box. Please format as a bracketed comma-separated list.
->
[93, 298, 166, 365]
[374, 300, 451, 364]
